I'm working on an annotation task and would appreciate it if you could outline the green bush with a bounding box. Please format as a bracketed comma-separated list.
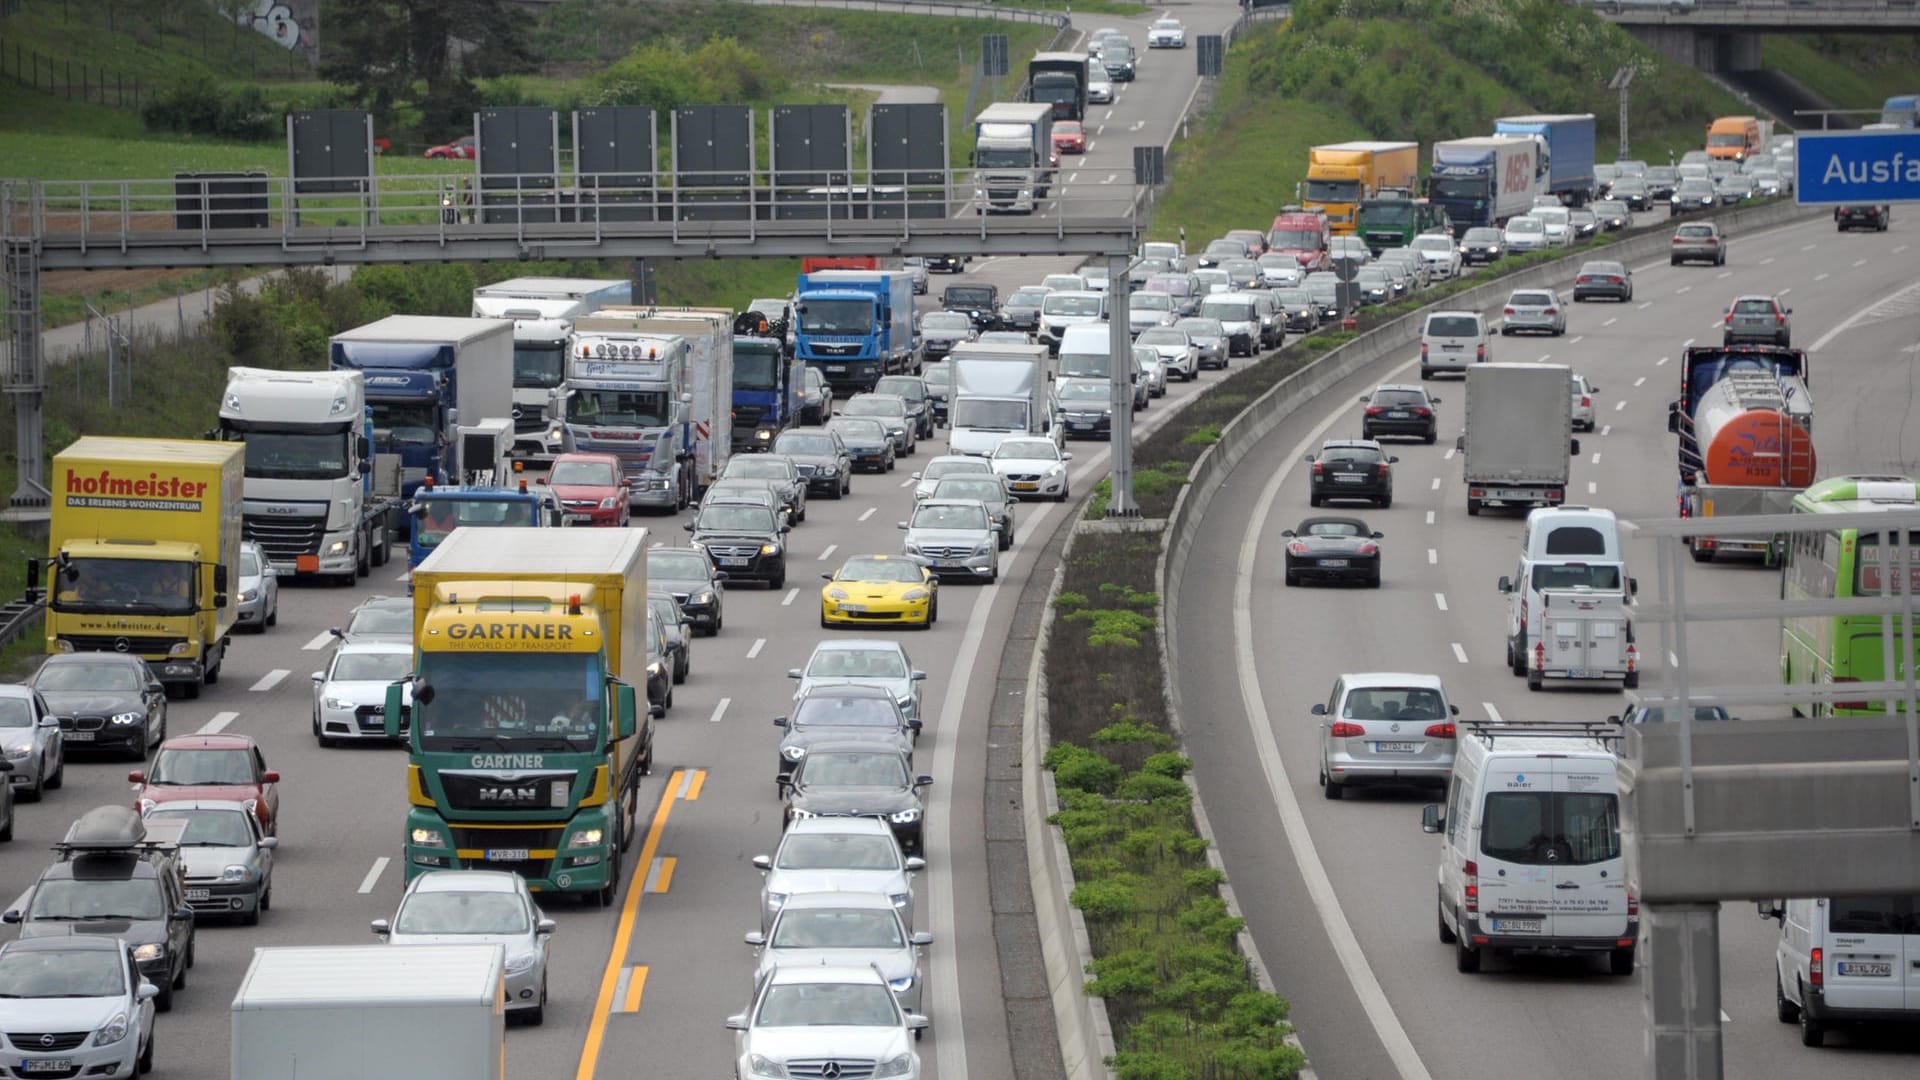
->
[1142, 752, 1192, 780]
[1117, 771, 1192, 805]
[1072, 878, 1144, 921]
[1046, 742, 1125, 795]
[1092, 718, 1177, 750]
[141, 77, 276, 141]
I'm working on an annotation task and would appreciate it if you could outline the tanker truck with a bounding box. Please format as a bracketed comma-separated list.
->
[1668, 344, 1815, 564]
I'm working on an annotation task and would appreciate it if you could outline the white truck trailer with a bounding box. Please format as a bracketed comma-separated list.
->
[1458, 363, 1579, 515]
[947, 342, 1057, 457]
[470, 276, 632, 451]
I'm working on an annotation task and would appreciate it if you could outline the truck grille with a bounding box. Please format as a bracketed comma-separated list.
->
[244, 515, 327, 561]
[8, 1031, 88, 1052]
[451, 826, 565, 851]
[439, 772, 576, 812]
[462, 856, 551, 879]
[788, 1060, 877, 1080]
[58, 634, 186, 656]
[734, 404, 768, 426]
[513, 407, 546, 434]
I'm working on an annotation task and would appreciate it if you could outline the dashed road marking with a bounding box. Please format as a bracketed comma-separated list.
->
[1588, 481, 1598, 494]
[198, 711, 238, 735]
[1601, 424, 1612, 436]
[1434, 593, 1448, 612]
[1451, 643, 1469, 664]
[250, 669, 289, 693]
[1853, 258, 1868, 269]
[1603, 317, 1618, 327]
[1717, 271, 1732, 279]
[1676, 285, 1692, 294]
[1896, 245, 1910, 255]
[782, 588, 799, 606]
[1615, 400, 1627, 411]
[1816, 272, 1830, 282]
[619, 966, 649, 1013]
[303, 630, 334, 651]
[1761, 256, 1776, 265]
[1427, 549, 1437, 565]
[899, 478, 915, 488]
[1425, 510, 1436, 526]
[817, 544, 838, 561]
[1443, 447, 1456, 460]
[1591, 452, 1602, 465]
[1484, 702, 1503, 724]
[1633, 376, 1646, 387]
[1068, 171, 1080, 183]
[746, 638, 765, 660]
[1657, 356, 1669, 366]
[1801, 243, 1816, 252]
[1669, 651, 1680, 667]
[710, 697, 731, 724]
[1637, 301, 1653, 310]
[357, 857, 390, 895]
[1682, 338, 1695, 348]
[858, 507, 876, 522]
[685, 770, 707, 800]
[645, 857, 677, 894]
[1430, 477, 1440, 490]
[1569, 336, 1584, 345]
[1536, 353, 1552, 363]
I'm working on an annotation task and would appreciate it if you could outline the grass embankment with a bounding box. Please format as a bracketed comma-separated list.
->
[1152, 0, 1749, 243]
[1759, 34, 1920, 114]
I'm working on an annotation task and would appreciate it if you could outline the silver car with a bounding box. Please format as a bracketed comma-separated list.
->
[990, 437, 1072, 501]
[0, 937, 157, 1078]
[748, 892, 935, 1016]
[1501, 215, 1549, 253]
[146, 799, 276, 923]
[753, 816, 924, 932]
[1313, 672, 1459, 799]
[1127, 290, 1178, 335]
[775, 683, 919, 777]
[234, 540, 278, 631]
[1172, 316, 1228, 369]
[373, 869, 556, 1023]
[910, 455, 996, 503]
[1256, 252, 1306, 287]
[0, 683, 62, 801]
[930, 475, 1018, 550]
[899, 499, 999, 582]
[789, 639, 927, 721]
[1133, 344, 1168, 398]
[727, 964, 927, 1076]
[1500, 288, 1568, 336]
[1198, 294, 1260, 356]
[900, 256, 929, 295]
[332, 594, 413, 645]
[841, 393, 918, 456]
[1571, 373, 1598, 432]
[1134, 327, 1199, 382]
[310, 640, 416, 746]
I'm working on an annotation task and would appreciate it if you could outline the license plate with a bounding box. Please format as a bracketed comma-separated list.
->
[1334, 475, 1364, 483]
[20, 1061, 73, 1074]
[1373, 741, 1417, 753]
[1838, 961, 1892, 977]
[719, 557, 750, 567]
[1567, 669, 1602, 679]
[827, 365, 846, 372]
[186, 888, 210, 901]
[65, 730, 94, 742]
[1011, 482, 1038, 492]
[1318, 559, 1349, 568]
[1071, 423, 1096, 430]
[565, 513, 594, 523]
[1441, 344, 1462, 351]
[1387, 411, 1409, 418]
[838, 604, 867, 613]
[1493, 916, 1543, 933]
[485, 848, 530, 861]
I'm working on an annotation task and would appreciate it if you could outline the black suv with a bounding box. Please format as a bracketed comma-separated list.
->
[778, 741, 933, 855]
[1358, 384, 1440, 444]
[941, 283, 999, 330]
[771, 428, 853, 499]
[646, 546, 727, 635]
[1304, 439, 1397, 508]
[1835, 204, 1890, 232]
[4, 806, 195, 1011]
[686, 502, 789, 589]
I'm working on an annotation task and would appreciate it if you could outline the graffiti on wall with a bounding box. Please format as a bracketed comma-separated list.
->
[232, 0, 320, 64]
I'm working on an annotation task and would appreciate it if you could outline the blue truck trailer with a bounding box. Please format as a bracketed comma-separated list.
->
[793, 270, 916, 396]
[1493, 114, 1598, 206]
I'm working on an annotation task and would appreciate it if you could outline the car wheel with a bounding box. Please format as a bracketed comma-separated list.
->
[1322, 775, 1344, 800]
[137, 1027, 154, 1074]
[22, 765, 41, 803]
[1438, 898, 1457, 944]
[673, 654, 687, 685]
[1456, 935, 1481, 974]
[1309, 493, 1322, 508]
[1609, 946, 1636, 976]
[1378, 493, 1392, 509]
[1776, 971, 1800, 1023]
[1284, 567, 1299, 587]
[1467, 497, 1481, 517]
[770, 570, 785, 591]
[1424, 432, 1437, 445]
[999, 528, 1013, 552]
[1367, 570, 1382, 589]
[243, 903, 260, 927]
[1670, 257, 1680, 266]
[1420, 367, 1432, 381]
[183, 680, 200, 701]
[1527, 671, 1543, 692]
[0, 810, 11, 842]
[46, 752, 62, 791]
[821, 611, 832, 629]
[526, 973, 548, 1026]
[1799, 985, 1825, 1046]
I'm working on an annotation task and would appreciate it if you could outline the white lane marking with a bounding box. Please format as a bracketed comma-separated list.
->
[1427, 549, 1438, 565]
[1708, 320, 1724, 331]
[1103, 109, 1114, 120]
[782, 588, 799, 606]
[1068, 171, 1080, 183]
[1603, 317, 1617, 327]
[1484, 702, 1503, 724]
[357, 857, 390, 895]
[250, 669, 289, 693]
[1443, 447, 1456, 461]
[1800, 243, 1816, 252]
[817, 544, 838, 561]
[1808, 279, 1920, 353]
[1601, 424, 1612, 436]
[1896, 245, 1910, 254]
[1717, 271, 1732, 280]
[1614, 400, 1627, 411]
[1588, 481, 1598, 494]
[1637, 301, 1653, 310]
[1129, 119, 1145, 131]
[1086, 143, 1097, 153]
[1101, 175, 1117, 185]
[1852, 258, 1868, 269]
[899, 478, 915, 488]
[1451, 643, 1470, 665]
[1676, 285, 1692, 294]
[1591, 452, 1602, 465]
[1761, 256, 1776, 265]
[1430, 477, 1441, 490]
[1633, 376, 1646, 387]
[1682, 338, 1694, 348]
[1815, 272, 1830, 282]
[1669, 651, 1680, 667]
[1657, 356, 1669, 366]
[198, 711, 238, 735]
[395, 570, 410, 584]
[709, 697, 731, 724]
[1536, 353, 1552, 363]
[1434, 593, 1448, 612]
[1777, 287, 1792, 296]
[1232, 415, 1435, 1080]
[746, 638, 765, 660]
[1569, 336, 1584, 345]
[859, 507, 876, 522]
[303, 631, 334, 651]
[1721, 1009, 1732, 1023]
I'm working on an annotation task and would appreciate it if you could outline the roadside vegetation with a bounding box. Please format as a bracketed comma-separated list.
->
[1759, 34, 1920, 115]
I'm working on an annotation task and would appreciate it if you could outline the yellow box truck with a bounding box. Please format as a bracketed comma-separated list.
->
[1302, 141, 1421, 235]
[35, 437, 243, 698]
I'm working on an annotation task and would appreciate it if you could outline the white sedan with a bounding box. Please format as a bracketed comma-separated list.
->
[1571, 373, 1598, 432]
[1087, 73, 1114, 104]
[1148, 18, 1186, 48]
[311, 640, 415, 746]
[1409, 233, 1463, 280]
[989, 437, 1073, 502]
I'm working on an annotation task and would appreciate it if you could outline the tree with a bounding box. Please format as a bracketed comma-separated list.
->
[318, 0, 535, 136]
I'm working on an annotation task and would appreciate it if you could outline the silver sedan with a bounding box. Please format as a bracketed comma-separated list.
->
[374, 870, 555, 1023]
[0, 684, 62, 801]
[748, 891, 934, 1016]
[1500, 288, 1568, 336]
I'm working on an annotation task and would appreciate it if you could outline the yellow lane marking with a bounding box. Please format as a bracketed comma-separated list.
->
[621, 966, 649, 1013]
[684, 769, 707, 801]
[653, 857, 676, 893]
[576, 768, 683, 1078]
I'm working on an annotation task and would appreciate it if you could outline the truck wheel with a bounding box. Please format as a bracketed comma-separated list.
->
[1689, 539, 1714, 563]
[1438, 897, 1457, 943]
[356, 532, 371, 578]
[1455, 936, 1481, 974]
[1799, 990, 1826, 1047]
[1623, 671, 1640, 690]
[1466, 497, 1481, 516]
[137, 1028, 154, 1074]
[373, 529, 390, 568]
[1527, 671, 1543, 692]
[182, 680, 201, 701]
[1610, 946, 1636, 976]
[1776, 971, 1801, 1023]
[1511, 637, 1528, 677]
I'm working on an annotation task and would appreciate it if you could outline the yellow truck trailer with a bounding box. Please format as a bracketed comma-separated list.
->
[1302, 141, 1421, 235]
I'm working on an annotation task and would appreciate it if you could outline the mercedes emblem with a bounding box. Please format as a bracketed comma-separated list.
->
[113, 637, 131, 653]
[1389, 722, 1400, 733]
[820, 1063, 843, 1080]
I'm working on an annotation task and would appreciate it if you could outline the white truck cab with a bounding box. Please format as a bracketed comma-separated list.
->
[1764, 895, 1920, 1047]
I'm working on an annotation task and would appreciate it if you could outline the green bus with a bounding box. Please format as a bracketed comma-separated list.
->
[1781, 475, 1920, 716]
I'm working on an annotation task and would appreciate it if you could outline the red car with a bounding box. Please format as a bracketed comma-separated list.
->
[542, 452, 631, 527]
[1052, 120, 1087, 155]
[132, 733, 281, 836]
[424, 134, 477, 160]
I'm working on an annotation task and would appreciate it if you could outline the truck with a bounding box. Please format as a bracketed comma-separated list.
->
[1524, 585, 1638, 691]
[407, 421, 560, 569]
[217, 367, 403, 584]
[1300, 141, 1420, 235]
[801, 256, 881, 273]
[230, 944, 506, 1080]
[571, 306, 734, 501]
[469, 277, 632, 452]
[1267, 208, 1333, 272]
[34, 437, 241, 698]
[972, 102, 1056, 215]
[794, 270, 917, 396]
[388, 527, 654, 907]
[732, 309, 806, 452]
[1028, 52, 1090, 121]
[947, 342, 1057, 458]
[1354, 195, 1454, 254]
[329, 316, 515, 498]
[1493, 114, 1597, 206]
[1457, 363, 1579, 516]
[1427, 135, 1545, 234]
[1667, 344, 1815, 564]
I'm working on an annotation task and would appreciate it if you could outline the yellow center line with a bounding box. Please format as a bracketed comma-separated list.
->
[685, 769, 707, 801]
[653, 856, 677, 893]
[576, 768, 683, 1079]
[621, 966, 649, 1013]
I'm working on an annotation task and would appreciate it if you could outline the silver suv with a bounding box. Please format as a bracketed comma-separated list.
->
[899, 499, 1000, 582]
[726, 964, 928, 1078]
[1723, 294, 1790, 346]
[1419, 311, 1492, 380]
[1312, 672, 1460, 800]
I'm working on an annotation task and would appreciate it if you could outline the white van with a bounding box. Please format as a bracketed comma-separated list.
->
[1421, 721, 1638, 975]
[1764, 895, 1920, 1047]
[1418, 311, 1492, 380]
[1500, 507, 1636, 679]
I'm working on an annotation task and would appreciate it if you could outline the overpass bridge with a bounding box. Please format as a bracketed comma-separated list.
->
[1590, 0, 1920, 72]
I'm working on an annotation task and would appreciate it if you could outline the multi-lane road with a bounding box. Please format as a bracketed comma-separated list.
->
[1172, 211, 1920, 1079]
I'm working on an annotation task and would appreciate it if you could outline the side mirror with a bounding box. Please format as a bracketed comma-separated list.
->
[371, 919, 392, 936]
[129, 770, 146, 783]
[745, 931, 766, 947]
[1629, 577, 1639, 595]
[1430, 396, 1441, 404]
[1372, 531, 1385, 539]
[173, 907, 195, 922]
[0, 911, 18, 925]
[1421, 805, 1444, 834]
[915, 775, 934, 787]
[897, 522, 909, 530]
[1498, 576, 1513, 593]
[714, 571, 730, 581]
[1570, 437, 1580, 456]
[1281, 530, 1296, 538]
[787, 668, 803, 679]
[911, 931, 934, 946]
[329, 627, 346, 640]
[1309, 703, 1327, 716]
[908, 1014, 932, 1032]
[262, 771, 281, 784]
[779, 524, 791, 534]
[683, 522, 695, 531]
[616, 683, 638, 740]
[905, 856, 927, 872]
[774, 774, 790, 790]
[773, 716, 788, 728]
[751, 854, 773, 871]
[725, 1015, 748, 1031]
[536, 918, 557, 936]
[260, 836, 280, 850]
[1450, 704, 1460, 716]
[1756, 900, 1785, 922]
[821, 574, 834, 582]
[910, 472, 922, 480]
[1301, 454, 1315, 465]
[911, 670, 926, 681]
[136, 982, 159, 1002]
[1062, 452, 1074, 461]
[213, 565, 228, 594]
[147, 682, 164, 695]
[908, 719, 923, 733]
[1454, 435, 1465, 452]
[311, 672, 324, 683]
[1388, 456, 1400, 464]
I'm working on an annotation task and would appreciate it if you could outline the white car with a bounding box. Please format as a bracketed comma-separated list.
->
[909, 454, 996, 502]
[0, 937, 157, 1078]
[753, 816, 924, 932]
[747, 892, 935, 1017]
[1571, 373, 1598, 432]
[1087, 73, 1114, 104]
[789, 639, 927, 723]
[373, 869, 555, 1023]
[234, 539, 279, 631]
[728, 964, 928, 1077]
[1133, 345, 1168, 398]
[1134, 327, 1200, 382]
[1148, 18, 1186, 47]
[1532, 206, 1575, 247]
[1409, 233, 1463, 280]
[0, 683, 63, 801]
[1501, 215, 1549, 253]
[311, 640, 416, 746]
[989, 436, 1073, 501]
[147, 798, 277, 923]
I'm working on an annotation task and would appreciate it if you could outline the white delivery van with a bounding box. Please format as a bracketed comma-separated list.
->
[1764, 895, 1920, 1047]
[1500, 506, 1636, 678]
[1421, 721, 1638, 976]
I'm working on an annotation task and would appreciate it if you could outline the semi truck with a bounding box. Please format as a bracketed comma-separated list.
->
[469, 277, 631, 450]
[572, 306, 735, 498]
[1668, 344, 1816, 564]
[230, 944, 506, 1080]
[1028, 52, 1090, 121]
[1457, 363, 1579, 516]
[1493, 114, 1597, 206]
[1267, 208, 1332, 272]
[732, 309, 806, 452]
[1354, 195, 1454, 254]
[387, 528, 654, 907]
[1300, 141, 1420, 235]
[1427, 135, 1545, 233]
[972, 102, 1056, 215]
[408, 416, 559, 570]
[794, 270, 917, 396]
[217, 367, 403, 584]
[329, 316, 515, 498]
[947, 342, 1057, 457]
[35, 437, 242, 698]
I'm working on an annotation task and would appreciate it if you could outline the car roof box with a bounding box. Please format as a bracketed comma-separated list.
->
[57, 805, 185, 857]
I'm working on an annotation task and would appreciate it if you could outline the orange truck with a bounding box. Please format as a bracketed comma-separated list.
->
[1705, 116, 1767, 162]
[1299, 141, 1420, 235]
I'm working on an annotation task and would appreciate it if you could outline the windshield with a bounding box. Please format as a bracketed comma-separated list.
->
[1508, 218, 1543, 234]
[922, 366, 951, 390]
[550, 460, 618, 487]
[798, 751, 910, 789]
[414, 497, 539, 547]
[34, 661, 141, 693]
[829, 419, 887, 443]
[1009, 289, 1049, 307]
[912, 504, 989, 530]
[369, 404, 438, 453]
[1358, 203, 1414, 226]
[756, 982, 899, 1027]
[843, 398, 903, 419]
[773, 434, 835, 457]
[1481, 790, 1621, 866]
[0, 699, 30, 728]
[1042, 295, 1102, 317]
[415, 652, 604, 752]
[726, 459, 791, 481]
[952, 399, 1029, 431]
[776, 832, 900, 870]
[976, 147, 1036, 168]
[240, 547, 263, 577]
[798, 299, 875, 336]
[933, 479, 1004, 504]
[28, 879, 164, 921]
[347, 604, 411, 637]
[698, 505, 777, 533]
[995, 440, 1057, 462]
[873, 379, 925, 402]
[1200, 300, 1254, 321]
[733, 349, 780, 391]
[944, 288, 993, 307]
[330, 651, 414, 682]
[1058, 351, 1110, 378]
[920, 461, 986, 481]
[396, 891, 529, 935]
[1131, 294, 1172, 312]
[921, 313, 970, 331]
[230, 430, 351, 481]
[148, 748, 253, 785]
[1412, 237, 1451, 253]
[1057, 382, 1108, 402]
[566, 390, 671, 428]
[148, 807, 253, 847]
[648, 598, 681, 628]
[1825, 896, 1920, 934]
[52, 557, 195, 617]
[513, 341, 566, 390]
[1175, 319, 1223, 339]
[649, 552, 711, 580]
[1135, 329, 1186, 347]
[1707, 132, 1747, 148]
[835, 559, 923, 584]
[0, 949, 123, 997]
[1304, 179, 1360, 203]
[771, 910, 903, 949]
[795, 696, 901, 728]
[1430, 177, 1487, 199]
[1532, 563, 1623, 590]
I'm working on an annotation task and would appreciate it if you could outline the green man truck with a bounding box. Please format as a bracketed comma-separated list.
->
[388, 527, 654, 906]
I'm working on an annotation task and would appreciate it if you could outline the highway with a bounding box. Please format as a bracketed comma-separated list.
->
[0, 6, 1256, 1077]
[1170, 210, 1920, 1079]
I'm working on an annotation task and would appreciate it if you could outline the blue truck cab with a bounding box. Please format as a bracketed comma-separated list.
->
[407, 481, 557, 569]
[732, 311, 806, 452]
[793, 271, 916, 396]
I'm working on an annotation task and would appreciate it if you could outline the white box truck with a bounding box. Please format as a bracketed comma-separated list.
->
[947, 342, 1057, 457]
[470, 277, 632, 447]
[972, 102, 1055, 214]
[1457, 363, 1578, 515]
[230, 944, 506, 1080]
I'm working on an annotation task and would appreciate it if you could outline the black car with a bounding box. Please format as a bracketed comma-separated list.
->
[778, 741, 933, 855]
[643, 607, 672, 716]
[1643, 166, 1679, 202]
[872, 375, 937, 440]
[999, 287, 1048, 333]
[1609, 176, 1652, 211]
[1054, 379, 1115, 439]
[921, 363, 952, 426]
[30, 653, 168, 761]
[915, 311, 975, 365]
[826, 416, 897, 473]
[718, 454, 808, 524]
[1573, 260, 1634, 302]
[926, 255, 967, 273]
[941, 284, 999, 331]
[1458, 228, 1504, 266]
[647, 593, 692, 684]
[646, 546, 727, 635]
[1282, 516, 1384, 587]
[1305, 439, 1396, 508]
[1835, 204, 1891, 232]
[1358, 384, 1440, 444]
[774, 684, 919, 778]
[5, 806, 195, 1011]
[686, 503, 789, 589]
[799, 367, 833, 426]
[771, 427, 853, 499]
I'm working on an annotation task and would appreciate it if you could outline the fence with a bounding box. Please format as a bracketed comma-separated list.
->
[0, 36, 146, 112]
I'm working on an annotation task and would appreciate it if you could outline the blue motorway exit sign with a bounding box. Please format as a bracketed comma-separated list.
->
[1796, 130, 1920, 206]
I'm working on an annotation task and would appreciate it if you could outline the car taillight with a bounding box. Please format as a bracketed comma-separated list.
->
[1358, 543, 1378, 556]
[1672, 237, 1682, 244]
[1311, 461, 1323, 476]
[1581, 396, 1591, 408]
[1534, 641, 1546, 671]
[1414, 407, 1432, 417]
[1503, 307, 1516, 315]
[1376, 463, 1390, 476]
[1706, 237, 1718, 244]
[1329, 721, 1366, 737]
[1626, 642, 1637, 674]
[1543, 308, 1558, 316]
[1365, 406, 1386, 416]
[1576, 276, 1590, 284]
[1725, 312, 1733, 323]
[1475, 344, 1486, 360]
[1425, 722, 1456, 739]
[1776, 312, 1785, 324]
[1288, 542, 1308, 555]
[1834, 675, 1865, 711]
[1810, 946, 1824, 987]
[1464, 860, 1479, 913]
[1420, 343, 1429, 359]
[1627, 889, 1639, 917]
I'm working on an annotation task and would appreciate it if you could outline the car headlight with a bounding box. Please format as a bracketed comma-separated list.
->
[568, 829, 604, 848]
[168, 641, 193, 656]
[325, 540, 348, 556]
[890, 891, 911, 909]
[765, 892, 789, 910]
[323, 696, 351, 711]
[91, 1011, 130, 1048]
[748, 1054, 790, 1079]
[874, 1053, 913, 1078]
[648, 661, 662, 679]
[131, 943, 164, 963]
[599, 497, 619, 510]
[889, 808, 922, 824]
[901, 588, 928, 602]
[826, 586, 851, 601]
[692, 590, 715, 605]
[222, 864, 256, 883]
[903, 543, 923, 556]
[887, 975, 916, 993]
[239, 589, 258, 602]
[411, 827, 446, 847]
[545, 426, 566, 444]
[760, 543, 780, 556]
[504, 951, 538, 975]
[783, 745, 807, 761]
[974, 543, 994, 557]
[819, 464, 839, 476]
[137, 798, 155, 815]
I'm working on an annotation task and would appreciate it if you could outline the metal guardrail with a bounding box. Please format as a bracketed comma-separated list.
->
[731, 0, 1070, 28]
[0, 599, 45, 652]
[1584, 0, 1920, 24]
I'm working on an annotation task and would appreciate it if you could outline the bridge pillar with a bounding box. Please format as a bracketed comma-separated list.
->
[1626, 26, 1705, 71]
[1721, 31, 1763, 73]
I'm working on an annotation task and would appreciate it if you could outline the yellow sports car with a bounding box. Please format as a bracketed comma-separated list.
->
[821, 554, 939, 629]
